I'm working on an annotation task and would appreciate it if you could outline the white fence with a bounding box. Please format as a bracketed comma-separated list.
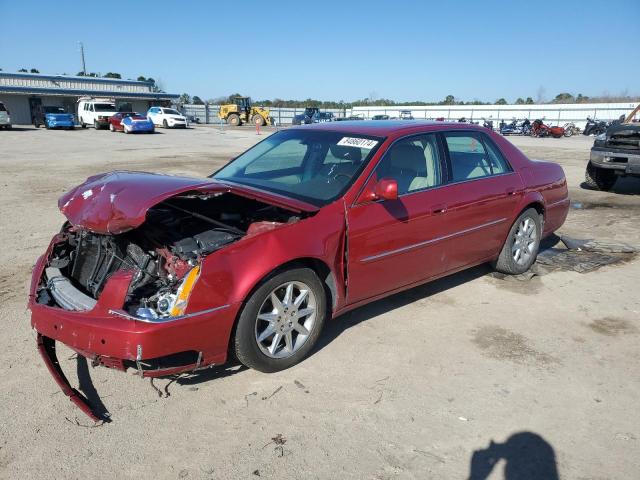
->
[351, 103, 637, 129]
[179, 102, 637, 129]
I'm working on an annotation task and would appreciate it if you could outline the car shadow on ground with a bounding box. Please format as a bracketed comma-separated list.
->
[579, 176, 640, 195]
[468, 431, 559, 480]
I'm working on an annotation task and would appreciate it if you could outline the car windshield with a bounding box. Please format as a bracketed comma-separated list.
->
[44, 107, 65, 114]
[94, 104, 116, 112]
[212, 129, 384, 206]
[163, 109, 181, 115]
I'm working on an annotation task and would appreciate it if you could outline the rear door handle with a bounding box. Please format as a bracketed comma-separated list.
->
[505, 188, 517, 196]
[432, 204, 447, 214]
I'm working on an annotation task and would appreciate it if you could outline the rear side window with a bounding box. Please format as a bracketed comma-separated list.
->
[0, 103, 6, 112]
[444, 132, 510, 182]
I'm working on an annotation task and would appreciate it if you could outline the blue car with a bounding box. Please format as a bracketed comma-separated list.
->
[34, 106, 75, 130]
[110, 112, 155, 134]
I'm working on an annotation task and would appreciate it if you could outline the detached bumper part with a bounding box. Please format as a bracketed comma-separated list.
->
[36, 334, 101, 422]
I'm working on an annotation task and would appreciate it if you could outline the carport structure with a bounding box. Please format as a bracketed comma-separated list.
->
[0, 72, 179, 124]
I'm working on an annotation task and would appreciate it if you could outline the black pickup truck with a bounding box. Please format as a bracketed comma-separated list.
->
[586, 105, 640, 191]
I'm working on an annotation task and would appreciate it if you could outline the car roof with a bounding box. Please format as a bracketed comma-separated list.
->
[290, 120, 486, 136]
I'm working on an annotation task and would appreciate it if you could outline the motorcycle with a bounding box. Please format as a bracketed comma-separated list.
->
[499, 118, 531, 136]
[531, 119, 564, 138]
[562, 122, 579, 137]
[482, 118, 494, 131]
[583, 117, 608, 136]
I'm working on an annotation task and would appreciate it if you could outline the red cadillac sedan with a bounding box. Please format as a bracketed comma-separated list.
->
[29, 121, 569, 420]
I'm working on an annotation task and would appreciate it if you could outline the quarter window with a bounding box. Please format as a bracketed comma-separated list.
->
[445, 132, 510, 181]
[374, 134, 443, 194]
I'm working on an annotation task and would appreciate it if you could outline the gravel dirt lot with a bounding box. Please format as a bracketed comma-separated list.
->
[0, 125, 638, 480]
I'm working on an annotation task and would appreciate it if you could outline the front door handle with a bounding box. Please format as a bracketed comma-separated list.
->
[505, 187, 517, 196]
[432, 204, 447, 214]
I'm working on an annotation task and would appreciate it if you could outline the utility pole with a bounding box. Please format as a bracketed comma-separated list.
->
[79, 42, 86, 75]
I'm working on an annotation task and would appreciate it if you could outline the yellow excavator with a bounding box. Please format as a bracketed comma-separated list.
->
[218, 97, 273, 126]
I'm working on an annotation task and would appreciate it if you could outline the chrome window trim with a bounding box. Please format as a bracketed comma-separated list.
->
[360, 217, 507, 263]
[109, 304, 230, 323]
[351, 129, 517, 207]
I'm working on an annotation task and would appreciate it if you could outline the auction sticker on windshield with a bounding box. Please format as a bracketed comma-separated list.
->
[337, 137, 379, 149]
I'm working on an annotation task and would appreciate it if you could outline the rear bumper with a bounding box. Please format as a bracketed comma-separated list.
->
[590, 147, 640, 175]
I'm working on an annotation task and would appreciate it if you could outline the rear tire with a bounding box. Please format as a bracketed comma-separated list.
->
[227, 114, 240, 126]
[252, 114, 265, 127]
[109, 123, 115, 132]
[94, 120, 100, 130]
[493, 208, 542, 275]
[234, 268, 327, 373]
[585, 163, 617, 191]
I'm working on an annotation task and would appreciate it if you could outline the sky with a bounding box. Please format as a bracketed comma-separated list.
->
[0, 0, 638, 103]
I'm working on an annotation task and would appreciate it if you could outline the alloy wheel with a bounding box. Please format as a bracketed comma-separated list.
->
[255, 281, 317, 359]
[512, 217, 537, 266]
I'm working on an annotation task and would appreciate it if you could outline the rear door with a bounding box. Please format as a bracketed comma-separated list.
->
[346, 133, 451, 303]
[439, 131, 524, 271]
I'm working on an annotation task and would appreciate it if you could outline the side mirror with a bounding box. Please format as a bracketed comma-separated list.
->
[375, 178, 398, 201]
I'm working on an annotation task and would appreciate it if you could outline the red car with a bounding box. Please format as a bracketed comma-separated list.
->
[108, 112, 155, 133]
[29, 121, 569, 420]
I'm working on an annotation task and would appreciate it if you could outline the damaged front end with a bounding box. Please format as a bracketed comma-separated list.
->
[30, 172, 309, 420]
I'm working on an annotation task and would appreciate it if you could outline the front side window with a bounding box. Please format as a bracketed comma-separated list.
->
[374, 133, 443, 195]
[162, 108, 181, 115]
[213, 129, 383, 206]
[445, 132, 510, 182]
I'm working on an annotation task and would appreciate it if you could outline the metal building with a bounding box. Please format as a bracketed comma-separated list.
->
[0, 72, 179, 124]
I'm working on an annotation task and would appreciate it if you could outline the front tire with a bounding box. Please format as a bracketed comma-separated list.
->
[585, 163, 617, 191]
[227, 114, 240, 126]
[109, 123, 115, 132]
[163, 119, 169, 128]
[252, 114, 265, 127]
[234, 268, 327, 373]
[493, 208, 542, 275]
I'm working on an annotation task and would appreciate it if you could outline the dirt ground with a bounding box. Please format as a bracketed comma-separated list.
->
[0, 125, 638, 480]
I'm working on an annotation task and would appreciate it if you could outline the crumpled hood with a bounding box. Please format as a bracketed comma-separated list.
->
[59, 171, 318, 234]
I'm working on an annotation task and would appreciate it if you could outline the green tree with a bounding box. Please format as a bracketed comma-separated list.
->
[137, 75, 146, 81]
[515, 98, 525, 105]
[18, 68, 28, 72]
[525, 97, 534, 104]
[495, 98, 508, 105]
[553, 92, 574, 103]
[103, 72, 122, 79]
[192, 96, 205, 105]
[178, 93, 191, 104]
[441, 95, 456, 105]
[30, 68, 40, 73]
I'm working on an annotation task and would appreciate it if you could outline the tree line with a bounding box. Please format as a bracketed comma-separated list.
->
[178, 92, 639, 107]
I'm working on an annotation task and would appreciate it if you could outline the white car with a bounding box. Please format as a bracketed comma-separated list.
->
[0, 102, 11, 129]
[147, 107, 188, 128]
[77, 98, 118, 130]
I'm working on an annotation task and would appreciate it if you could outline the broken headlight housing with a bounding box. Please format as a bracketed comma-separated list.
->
[136, 266, 200, 320]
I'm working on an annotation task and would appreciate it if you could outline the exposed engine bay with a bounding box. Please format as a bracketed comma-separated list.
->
[40, 192, 301, 318]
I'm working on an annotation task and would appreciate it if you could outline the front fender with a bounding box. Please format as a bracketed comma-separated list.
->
[185, 202, 346, 314]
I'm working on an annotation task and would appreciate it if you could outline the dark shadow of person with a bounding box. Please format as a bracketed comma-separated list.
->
[468, 432, 558, 480]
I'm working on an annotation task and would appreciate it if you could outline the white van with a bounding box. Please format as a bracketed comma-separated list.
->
[77, 97, 117, 130]
[0, 102, 11, 129]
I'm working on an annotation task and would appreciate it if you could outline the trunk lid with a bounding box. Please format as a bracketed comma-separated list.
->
[59, 171, 318, 234]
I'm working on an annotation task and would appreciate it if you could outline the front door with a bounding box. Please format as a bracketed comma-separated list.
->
[346, 133, 450, 304]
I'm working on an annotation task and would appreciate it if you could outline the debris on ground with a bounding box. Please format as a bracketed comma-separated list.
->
[490, 235, 638, 282]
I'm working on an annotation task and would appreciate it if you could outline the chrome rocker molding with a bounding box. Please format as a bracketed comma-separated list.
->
[361, 217, 507, 263]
